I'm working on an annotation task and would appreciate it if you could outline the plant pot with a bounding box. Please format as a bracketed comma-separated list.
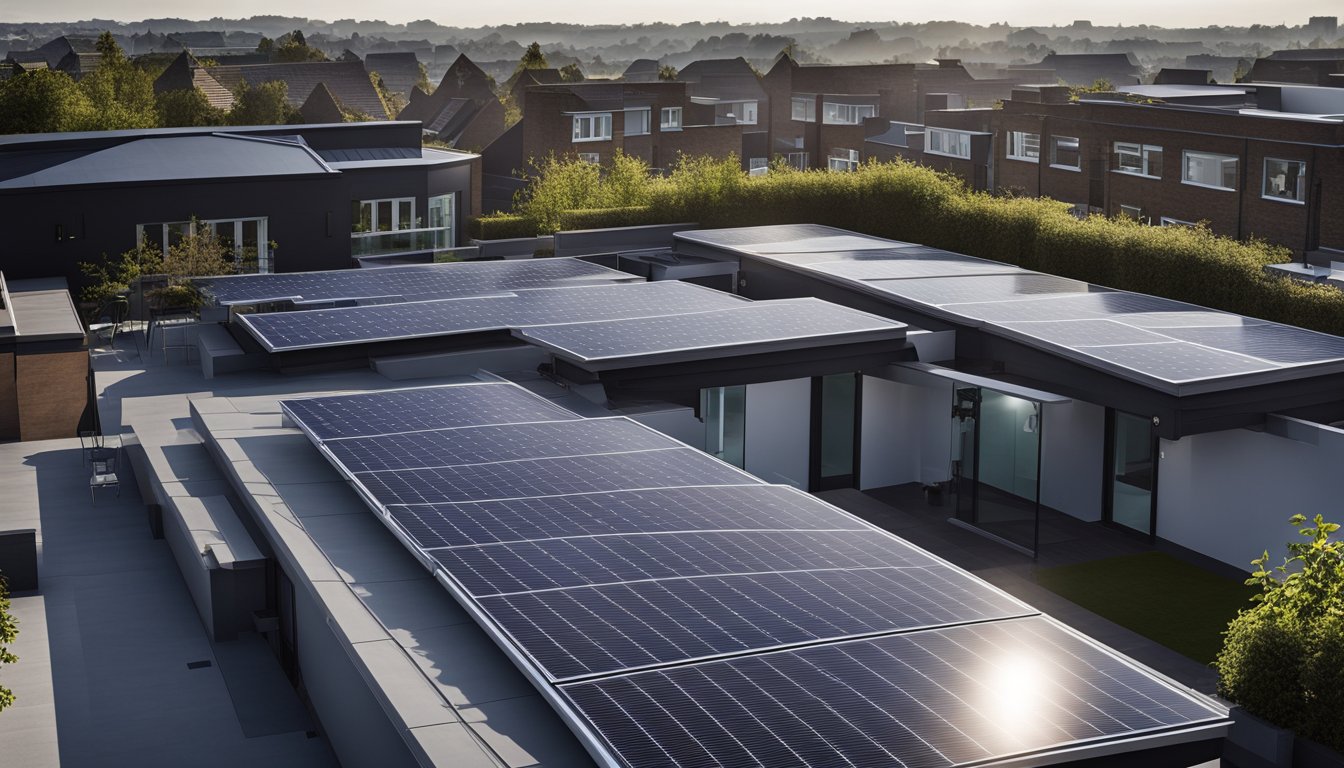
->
[1224, 706, 1294, 768]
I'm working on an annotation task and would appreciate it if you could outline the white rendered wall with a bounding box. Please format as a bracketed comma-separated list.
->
[859, 376, 919, 489]
[1156, 424, 1340, 570]
[743, 378, 811, 488]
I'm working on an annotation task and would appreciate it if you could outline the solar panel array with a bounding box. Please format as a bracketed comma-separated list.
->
[198, 257, 639, 306]
[676, 224, 1344, 395]
[515, 298, 907, 369]
[283, 382, 1226, 767]
[237, 280, 749, 352]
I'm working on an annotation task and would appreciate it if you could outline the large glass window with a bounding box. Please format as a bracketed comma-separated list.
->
[427, 193, 455, 250]
[1182, 151, 1238, 191]
[624, 108, 650, 136]
[1050, 135, 1080, 169]
[353, 198, 416, 233]
[659, 107, 682, 130]
[717, 101, 757, 125]
[1263, 157, 1307, 203]
[791, 96, 815, 122]
[1113, 142, 1162, 178]
[137, 217, 270, 273]
[702, 386, 746, 469]
[951, 385, 1043, 554]
[827, 148, 860, 172]
[822, 102, 876, 125]
[813, 374, 857, 489]
[786, 151, 809, 170]
[572, 113, 612, 142]
[926, 128, 972, 159]
[1006, 131, 1041, 162]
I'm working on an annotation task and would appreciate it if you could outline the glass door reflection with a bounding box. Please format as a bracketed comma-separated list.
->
[1106, 410, 1156, 536]
[950, 385, 1043, 555]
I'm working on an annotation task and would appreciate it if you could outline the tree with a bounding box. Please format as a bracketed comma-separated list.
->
[155, 87, 226, 127]
[78, 32, 156, 130]
[0, 69, 92, 134]
[0, 575, 16, 713]
[273, 29, 328, 63]
[658, 64, 678, 81]
[517, 42, 548, 72]
[1217, 514, 1344, 751]
[228, 80, 300, 125]
[558, 63, 584, 83]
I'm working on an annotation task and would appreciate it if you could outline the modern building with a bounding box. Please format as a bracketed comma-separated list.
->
[20, 235, 1252, 768]
[0, 121, 479, 289]
[0, 273, 89, 440]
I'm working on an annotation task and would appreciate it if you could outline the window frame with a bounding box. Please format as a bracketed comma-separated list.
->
[571, 112, 613, 143]
[791, 96, 815, 123]
[1113, 142, 1162, 178]
[137, 216, 271, 274]
[577, 152, 600, 164]
[1181, 150, 1239, 192]
[1262, 157, 1307, 204]
[786, 151, 809, 170]
[353, 197, 416, 234]
[1050, 135, 1081, 171]
[926, 128, 972, 159]
[1006, 130, 1041, 163]
[827, 148, 860, 172]
[624, 107, 651, 136]
[659, 106, 682, 130]
[822, 102, 876, 125]
[1159, 216, 1198, 228]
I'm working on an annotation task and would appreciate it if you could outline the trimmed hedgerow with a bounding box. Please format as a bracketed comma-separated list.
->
[470, 155, 1344, 335]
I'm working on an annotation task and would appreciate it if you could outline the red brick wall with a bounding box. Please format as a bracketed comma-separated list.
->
[0, 351, 17, 441]
[16, 349, 88, 441]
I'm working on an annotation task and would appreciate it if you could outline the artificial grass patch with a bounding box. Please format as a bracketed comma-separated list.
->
[1035, 551, 1257, 664]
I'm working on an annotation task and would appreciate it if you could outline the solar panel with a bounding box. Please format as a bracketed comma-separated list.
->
[238, 280, 748, 352]
[282, 383, 576, 439]
[479, 566, 1034, 681]
[351, 447, 760, 505]
[199, 257, 637, 306]
[432, 530, 939, 597]
[325, 418, 680, 473]
[282, 382, 1227, 766]
[683, 224, 1344, 394]
[516, 298, 906, 369]
[560, 617, 1226, 768]
[384, 485, 866, 549]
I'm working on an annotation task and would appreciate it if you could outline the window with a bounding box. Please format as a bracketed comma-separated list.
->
[624, 108, 650, 136]
[1113, 142, 1162, 177]
[572, 112, 612, 142]
[791, 96, 815, 122]
[659, 107, 682, 130]
[353, 198, 415, 233]
[926, 128, 971, 159]
[1051, 135, 1081, 169]
[427, 193, 455, 250]
[1182, 151, 1238, 191]
[137, 217, 271, 274]
[1006, 131, 1040, 162]
[702, 386, 745, 468]
[1119, 204, 1145, 222]
[748, 157, 769, 176]
[828, 148, 860, 172]
[1263, 158, 1307, 203]
[717, 101, 758, 125]
[822, 102, 876, 125]
[577, 152, 600, 164]
[786, 152, 809, 170]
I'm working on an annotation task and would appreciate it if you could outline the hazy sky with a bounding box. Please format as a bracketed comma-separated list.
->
[2, 0, 1339, 29]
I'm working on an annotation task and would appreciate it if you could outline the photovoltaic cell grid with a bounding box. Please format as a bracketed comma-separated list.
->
[237, 280, 749, 352]
[561, 617, 1224, 768]
[515, 298, 907, 368]
[282, 383, 1226, 766]
[676, 224, 1344, 393]
[198, 257, 638, 306]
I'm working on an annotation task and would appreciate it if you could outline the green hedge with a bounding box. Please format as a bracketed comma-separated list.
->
[478, 156, 1344, 336]
[468, 214, 539, 241]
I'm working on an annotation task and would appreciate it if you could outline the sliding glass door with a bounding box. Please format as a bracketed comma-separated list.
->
[951, 385, 1043, 555]
[1105, 410, 1157, 537]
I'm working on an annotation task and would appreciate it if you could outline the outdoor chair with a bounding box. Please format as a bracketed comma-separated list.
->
[90, 448, 120, 503]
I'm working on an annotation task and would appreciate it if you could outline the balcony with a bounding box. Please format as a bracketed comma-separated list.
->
[350, 227, 453, 258]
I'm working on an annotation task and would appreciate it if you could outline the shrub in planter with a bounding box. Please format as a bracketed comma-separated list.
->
[1217, 514, 1344, 753]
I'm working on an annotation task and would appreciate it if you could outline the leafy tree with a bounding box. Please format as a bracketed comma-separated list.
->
[558, 63, 584, 83]
[228, 80, 300, 125]
[273, 29, 328, 63]
[155, 87, 226, 127]
[517, 42, 548, 72]
[1217, 514, 1344, 750]
[78, 32, 156, 130]
[369, 71, 406, 118]
[658, 64, 678, 81]
[0, 69, 92, 134]
[416, 62, 432, 94]
[256, 36, 274, 55]
[0, 575, 17, 713]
